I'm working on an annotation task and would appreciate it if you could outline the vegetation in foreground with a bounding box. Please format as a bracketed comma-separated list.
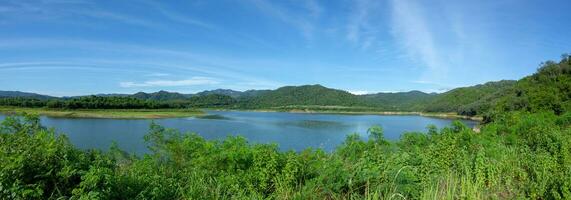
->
[1, 110, 571, 199]
[0, 107, 203, 119]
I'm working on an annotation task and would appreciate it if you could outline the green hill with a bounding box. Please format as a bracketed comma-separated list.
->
[424, 55, 571, 118]
[0, 91, 55, 100]
[238, 84, 365, 108]
[362, 90, 437, 111]
[195, 89, 244, 98]
[493, 56, 571, 115]
[131, 91, 191, 101]
[423, 80, 517, 115]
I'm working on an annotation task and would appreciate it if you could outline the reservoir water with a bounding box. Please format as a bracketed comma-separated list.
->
[0, 111, 477, 153]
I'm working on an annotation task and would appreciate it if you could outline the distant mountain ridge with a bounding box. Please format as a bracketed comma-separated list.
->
[195, 89, 245, 98]
[3, 55, 570, 118]
[0, 80, 518, 114]
[0, 91, 55, 100]
[131, 90, 192, 101]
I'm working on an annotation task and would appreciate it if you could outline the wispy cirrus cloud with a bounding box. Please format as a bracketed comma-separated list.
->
[119, 77, 219, 88]
[390, 0, 440, 72]
[145, 73, 170, 77]
[0, 37, 284, 91]
[0, 1, 162, 29]
[139, 0, 216, 29]
[248, 0, 318, 40]
[346, 0, 383, 51]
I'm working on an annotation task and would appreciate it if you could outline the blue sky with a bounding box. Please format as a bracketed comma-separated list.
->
[0, 0, 570, 96]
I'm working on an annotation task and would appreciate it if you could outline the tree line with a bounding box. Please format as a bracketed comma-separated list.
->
[0, 94, 236, 109]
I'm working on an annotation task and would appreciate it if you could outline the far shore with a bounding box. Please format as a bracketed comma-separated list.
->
[0, 106, 482, 121]
[209, 108, 484, 121]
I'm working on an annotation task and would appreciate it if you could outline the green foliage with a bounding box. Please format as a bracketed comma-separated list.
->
[423, 55, 571, 119]
[494, 58, 571, 116]
[0, 97, 48, 108]
[423, 80, 516, 116]
[2, 110, 571, 199]
[362, 90, 437, 111]
[188, 94, 237, 108]
[51, 96, 181, 109]
[131, 90, 191, 101]
[1, 94, 236, 110]
[238, 84, 367, 109]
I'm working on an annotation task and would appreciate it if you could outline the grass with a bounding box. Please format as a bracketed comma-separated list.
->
[0, 107, 204, 119]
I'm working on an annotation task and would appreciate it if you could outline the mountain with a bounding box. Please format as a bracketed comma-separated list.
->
[238, 84, 365, 108]
[0, 91, 55, 100]
[362, 90, 438, 111]
[195, 89, 244, 98]
[188, 94, 237, 107]
[239, 89, 272, 99]
[443, 56, 571, 119]
[131, 91, 191, 101]
[423, 80, 517, 115]
[491, 57, 571, 116]
[195, 89, 271, 99]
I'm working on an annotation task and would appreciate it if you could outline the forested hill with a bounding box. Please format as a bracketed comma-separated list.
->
[237, 85, 365, 108]
[0, 83, 516, 112]
[492, 57, 571, 115]
[131, 91, 192, 101]
[195, 89, 244, 98]
[0, 91, 54, 100]
[423, 80, 517, 115]
[362, 90, 437, 111]
[430, 55, 571, 118]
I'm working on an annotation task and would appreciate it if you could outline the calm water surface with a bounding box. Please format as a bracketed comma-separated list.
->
[0, 111, 477, 154]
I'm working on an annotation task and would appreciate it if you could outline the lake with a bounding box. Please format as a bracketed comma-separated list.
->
[0, 111, 477, 154]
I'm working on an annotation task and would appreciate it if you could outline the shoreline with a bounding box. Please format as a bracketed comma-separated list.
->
[0, 106, 482, 121]
[0, 107, 204, 119]
[208, 108, 483, 121]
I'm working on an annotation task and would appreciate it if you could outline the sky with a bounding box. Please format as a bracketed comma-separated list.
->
[0, 0, 570, 96]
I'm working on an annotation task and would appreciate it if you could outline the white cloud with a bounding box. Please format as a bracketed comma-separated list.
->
[140, 0, 216, 29]
[348, 90, 373, 95]
[390, 0, 440, 71]
[248, 0, 315, 40]
[346, 0, 382, 50]
[421, 88, 451, 94]
[145, 73, 170, 77]
[411, 80, 434, 84]
[119, 77, 219, 88]
[0, 38, 284, 89]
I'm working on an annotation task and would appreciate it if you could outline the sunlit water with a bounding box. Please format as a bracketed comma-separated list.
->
[0, 111, 477, 154]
